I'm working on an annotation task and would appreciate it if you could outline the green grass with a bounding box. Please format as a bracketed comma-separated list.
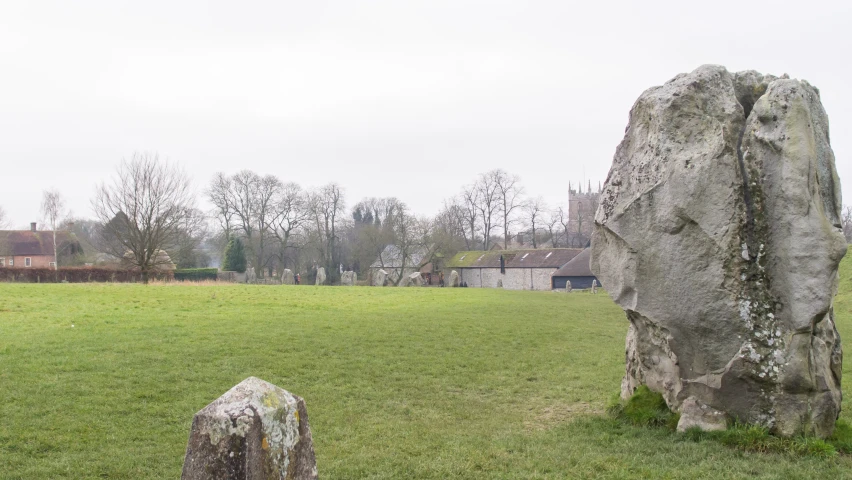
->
[0, 251, 851, 479]
[611, 386, 851, 458]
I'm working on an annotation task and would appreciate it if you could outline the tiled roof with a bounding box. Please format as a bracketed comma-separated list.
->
[445, 249, 583, 269]
[370, 244, 430, 269]
[0, 230, 79, 256]
[553, 248, 594, 277]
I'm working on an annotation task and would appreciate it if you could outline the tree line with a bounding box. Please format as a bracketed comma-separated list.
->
[7, 152, 849, 282]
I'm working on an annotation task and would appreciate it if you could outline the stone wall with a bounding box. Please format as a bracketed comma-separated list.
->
[457, 268, 555, 290]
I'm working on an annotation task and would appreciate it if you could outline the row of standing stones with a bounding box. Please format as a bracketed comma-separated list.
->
[179, 64, 845, 479]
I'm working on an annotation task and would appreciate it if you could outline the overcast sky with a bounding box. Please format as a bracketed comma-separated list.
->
[1, 0, 850, 228]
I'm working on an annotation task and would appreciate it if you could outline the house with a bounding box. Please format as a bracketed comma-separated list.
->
[551, 248, 598, 290]
[369, 245, 434, 285]
[0, 222, 83, 268]
[444, 248, 583, 290]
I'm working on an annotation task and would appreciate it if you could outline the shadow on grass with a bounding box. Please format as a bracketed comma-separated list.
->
[605, 385, 852, 458]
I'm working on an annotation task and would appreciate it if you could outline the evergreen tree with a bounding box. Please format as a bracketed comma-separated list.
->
[222, 237, 247, 273]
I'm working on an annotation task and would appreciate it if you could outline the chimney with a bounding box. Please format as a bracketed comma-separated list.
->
[30, 222, 37, 232]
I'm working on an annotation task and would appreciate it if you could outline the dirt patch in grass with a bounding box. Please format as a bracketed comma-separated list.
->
[524, 401, 604, 431]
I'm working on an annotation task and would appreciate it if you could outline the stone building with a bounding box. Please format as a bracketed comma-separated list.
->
[445, 248, 582, 290]
[566, 181, 601, 247]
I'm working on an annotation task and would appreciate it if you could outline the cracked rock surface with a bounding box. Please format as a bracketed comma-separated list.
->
[181, 377, 318, 480]
[591, 65, 846, 437]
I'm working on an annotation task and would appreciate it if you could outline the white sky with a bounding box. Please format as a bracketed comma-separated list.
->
[1, 0, 850, 227]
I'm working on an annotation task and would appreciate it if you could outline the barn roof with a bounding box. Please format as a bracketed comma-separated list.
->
[0, 230, 80, 256]
[370, 244, 430, 269]
[445, 248, 582, 269]
[553, 248, 594, 277]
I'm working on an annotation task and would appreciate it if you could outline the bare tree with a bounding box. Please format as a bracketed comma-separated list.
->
[434, 198, 469, 252]
[252, 174, 283, 276]
[92, 153, 194, 283]
[556, 206, 572, 247]
[208, 170, 284, 277]
[207, 172, 236, 241]
[843, 205, 852, 243]
[40, 189, 67, 269]
[522, 197, 547, 248]
[459, 186, 481, 249]
[171, 207, 211, 268]
[386, 201, 422, 286]
[491, 169, 524, 249]
[308, 183, 345, 283]
[473, 174, 500, 250]
[270, 182, 308, 270]
[544, 209, 562, 248]
[0, 205, 10, 229]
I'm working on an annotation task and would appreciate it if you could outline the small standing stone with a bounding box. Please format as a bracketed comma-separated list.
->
[245, 267, 257, 284]
[181, 377, 318, 480]
[565, 280, 572, 293]
[375, 269, 388, 287]
[315, 267, 326, 286]
[405, 272, 423, 287]
[341, 271, 357, 286]
[281, 269, 295, 285]
[591, 279, 598, 294]
[448, 270, 460, 287]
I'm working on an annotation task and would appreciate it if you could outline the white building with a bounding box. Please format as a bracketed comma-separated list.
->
[444, 249, 583, 290]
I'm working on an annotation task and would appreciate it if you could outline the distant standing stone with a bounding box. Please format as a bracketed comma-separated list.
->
[565, 281, 572, 293]
[375, 269, 388, 287]
[315, 267, 326, 286]
[341, 271, 357, 286]
[181, 377, 318, 480]
[405, 272, 423, 287]
[281, 269, 295, 285]
[245, 267, 257, 284]
[449, 270, 460, 287]
[591, 279, 598, 294]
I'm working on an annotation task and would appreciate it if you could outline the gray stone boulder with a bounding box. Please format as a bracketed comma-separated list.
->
[403, 272, 423, 287]
[181, 377, 318, 480]
[564, 280, 572, 293]
[281, 269, 294, 285]
[245, 267, 257, 284]
[374, 269, 388, 286]
[591, 65, 846, 438]
[449, 270, 460, 287]
[341, 271, 357, 286]
[315, 267, 326, 286]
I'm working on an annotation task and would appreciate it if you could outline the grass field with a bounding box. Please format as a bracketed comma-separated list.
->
[1, 253, 851, 479]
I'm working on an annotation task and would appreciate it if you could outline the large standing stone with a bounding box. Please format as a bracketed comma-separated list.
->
[449, 270, 460, 287]
[341, 271, 357, 286]
[374, 269, 388, 286]
[181, 377, 318, 480]
[591, 65, 846, 437]
[281, 269, 294, 285]
[315, 267, 326, 286]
